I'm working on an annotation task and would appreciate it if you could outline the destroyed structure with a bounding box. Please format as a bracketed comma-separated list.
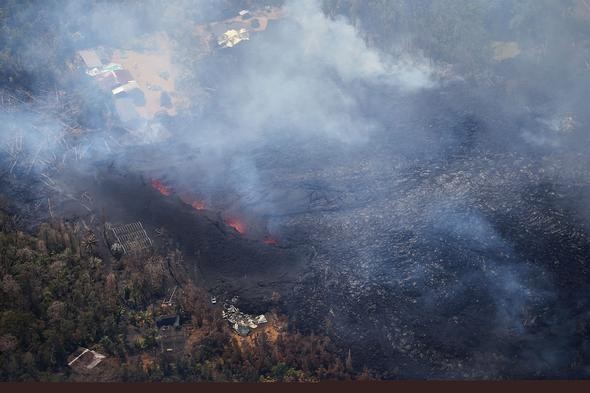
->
[208, 7, 281, 49]
[221, 301, 268, 336]
[218, 28, 250, 48]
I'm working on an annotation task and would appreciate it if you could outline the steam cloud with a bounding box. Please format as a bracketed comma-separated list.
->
[1, 0, 589, 379]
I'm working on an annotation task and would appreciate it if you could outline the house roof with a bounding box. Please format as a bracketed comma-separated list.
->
[67, 347, 106, 370]
[112, 69, 135, 85]
[112, 81, 140, 96]
[95, 69, 136, 91]
[157, 314, 180, 328]
[78, 50, 102, 69]
[96, 72, 119, 90]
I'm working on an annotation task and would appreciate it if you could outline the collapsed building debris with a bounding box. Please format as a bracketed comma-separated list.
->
[221, 301, 268, 336]
[67, 347, 106, 371]
[1, 1, 588, 380]
[218, 28, 250, 48]
[199, 6, 281, 52]
[255, 314, 268, 324]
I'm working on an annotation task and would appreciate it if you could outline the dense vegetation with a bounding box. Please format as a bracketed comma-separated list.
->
[0, 213, 121, 381]
[0, 209, 366, 381]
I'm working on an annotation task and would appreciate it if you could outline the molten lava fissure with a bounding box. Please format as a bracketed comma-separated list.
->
[179, 194, 206, 210]
[191, 200, 205, 210]
[226, 218, 246, 234]
[263, 236, 278, 246]
[151, 179, 173, 196]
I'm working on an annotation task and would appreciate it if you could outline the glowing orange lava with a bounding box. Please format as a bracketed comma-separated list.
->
[151, 179, 172, 196]
[191, 200, 205, 210]
[226, 219, 246, 234]
[179, 194, 206, 211]
[263, 236, 278, 246]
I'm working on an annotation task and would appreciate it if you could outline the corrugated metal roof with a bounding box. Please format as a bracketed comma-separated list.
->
[78, 50, 102, 69]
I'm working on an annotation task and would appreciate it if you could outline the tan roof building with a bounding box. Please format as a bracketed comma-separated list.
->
[77, 50, 102, 69]
[218, 28, 250, 48]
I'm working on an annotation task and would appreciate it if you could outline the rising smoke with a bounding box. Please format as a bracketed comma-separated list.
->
[1, 0, 589, 379]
